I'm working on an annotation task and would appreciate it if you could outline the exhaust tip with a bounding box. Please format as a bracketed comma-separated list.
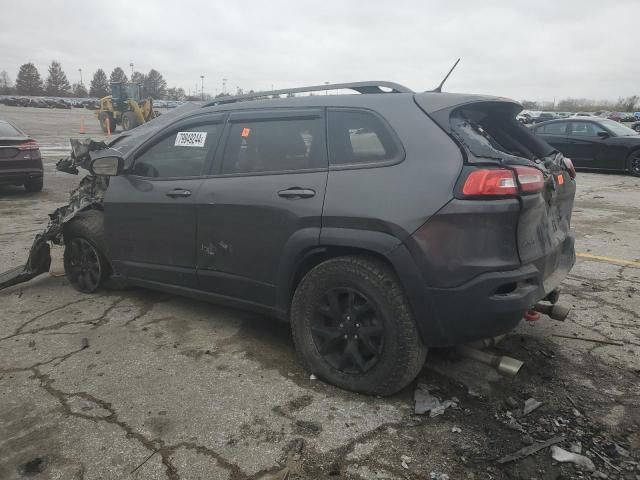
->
[497, 356, 524, 376]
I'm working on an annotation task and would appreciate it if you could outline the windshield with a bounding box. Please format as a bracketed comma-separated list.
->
[600, 119, 638, 137]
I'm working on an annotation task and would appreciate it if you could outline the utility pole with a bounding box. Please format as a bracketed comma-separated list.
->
[200, 75, 204, 100]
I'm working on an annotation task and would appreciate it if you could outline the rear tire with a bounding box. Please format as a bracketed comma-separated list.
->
[24, 177, 43, 192]
[63, 210, 110, 293]
[628, 151, 640, 177]
[290, 256, 427, 396]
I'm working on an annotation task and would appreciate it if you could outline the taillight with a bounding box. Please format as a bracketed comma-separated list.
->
[514, 166, 544, 193]
[461, 166, 544, 197]
[462, 169, 518, 196]
[563, 157, 576, 179]
[18, 140, 39, 151]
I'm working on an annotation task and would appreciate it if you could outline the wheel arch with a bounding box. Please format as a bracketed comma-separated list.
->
[276, 228, 407, 318]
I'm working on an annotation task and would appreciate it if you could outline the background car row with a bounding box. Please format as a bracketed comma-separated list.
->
[0, 96, 183, 110]
[518, 110, 640, 125]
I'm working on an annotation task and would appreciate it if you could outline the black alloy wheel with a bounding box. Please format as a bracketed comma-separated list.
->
[311, 287, 384, 374]
[629, 153, 640, 177]
[64, 237, 102, 293]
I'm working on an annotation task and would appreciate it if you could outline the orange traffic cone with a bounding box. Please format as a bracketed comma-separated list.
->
[79, 115, 86, 134]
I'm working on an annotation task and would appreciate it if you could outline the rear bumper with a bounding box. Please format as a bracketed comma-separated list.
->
[389, 234, 575, 347]
[0, 169, 44, 185]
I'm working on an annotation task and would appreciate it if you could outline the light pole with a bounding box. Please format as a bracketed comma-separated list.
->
[325, 81, 329, 95]
[222, 78, 228, 95]
[200, 75, 204, 100]
[78, 68, 83, 85]
[129, 63, 134, 78]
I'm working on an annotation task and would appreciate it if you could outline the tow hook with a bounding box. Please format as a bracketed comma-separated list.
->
[532, 302, 571, 321]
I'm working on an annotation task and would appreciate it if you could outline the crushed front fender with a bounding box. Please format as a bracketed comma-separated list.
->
[0, 138, 110, 291]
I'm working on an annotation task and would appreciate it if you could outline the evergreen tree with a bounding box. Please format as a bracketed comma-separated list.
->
[89, 69, 109, 98]
[15, 63, 44, 96]
[143, 69, 167, 99]
[45, 61, 71, 97]
[0, 71, 14, 94]
[72, 83, 88, 97]
[110, 67, 128, 84]
[131, 71, 145, 85]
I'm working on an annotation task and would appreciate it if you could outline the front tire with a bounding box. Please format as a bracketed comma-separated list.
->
[628, 151, 640, 177]
[24, 177, 43, 192]
[63, 210, 110, 293]
[290, 256, 427, 396]
[122, 111, 139, 131]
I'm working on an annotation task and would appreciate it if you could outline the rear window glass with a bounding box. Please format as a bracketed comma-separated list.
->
[221, 118, 325, 174]
[451, 103, 554, 162]
[0, 122, 21, 137]
[328, 110, 399, 166]
[536, 122, 567, 135]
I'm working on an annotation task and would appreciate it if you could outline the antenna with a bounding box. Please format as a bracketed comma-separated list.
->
[432, 58, 460, 93]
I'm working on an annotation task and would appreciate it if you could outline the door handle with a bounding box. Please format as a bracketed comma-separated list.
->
[166, 188, 192, 198]
[277, 188, 316, 199]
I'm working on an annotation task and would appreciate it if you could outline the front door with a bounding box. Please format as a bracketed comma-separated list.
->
[564, 121, 609, 169]
[195, 109, 328, 309]
[105, 118, 224, 287]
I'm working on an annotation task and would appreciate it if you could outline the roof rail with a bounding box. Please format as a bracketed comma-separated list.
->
[204, 81, 414, 107]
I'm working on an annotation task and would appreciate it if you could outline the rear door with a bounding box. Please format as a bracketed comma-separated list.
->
[105, 116, 225, 287]
[194, 109, 328, 309]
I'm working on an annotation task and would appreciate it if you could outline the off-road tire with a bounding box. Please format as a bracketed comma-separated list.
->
[24, 177, 43, 192]
[98, 112, 114, 134]
[628, 151, 640, 177]
[290, 256, 427, 396]
[63, 210, 110, 293]
[122, 111, 138, 131]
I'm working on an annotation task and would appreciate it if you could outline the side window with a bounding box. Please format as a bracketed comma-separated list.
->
[328, 110, 400, 166]
[221, 117, 325, 174]
[132, 124, 221, 178]
[568, 122, 605, 137]
[537, 122, 567, 135]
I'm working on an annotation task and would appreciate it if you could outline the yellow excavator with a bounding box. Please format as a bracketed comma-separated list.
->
[96, 82, 157, 133]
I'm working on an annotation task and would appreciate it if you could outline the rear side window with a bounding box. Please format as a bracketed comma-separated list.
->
[536, 122, 567, 135]
[328, 110, 400, 166]
[132, 124, 221, 178]
[0, 122, 21, 137]
[221, 118, 325, 174]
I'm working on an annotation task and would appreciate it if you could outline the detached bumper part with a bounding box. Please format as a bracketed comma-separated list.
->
[0, 236, 51, 290]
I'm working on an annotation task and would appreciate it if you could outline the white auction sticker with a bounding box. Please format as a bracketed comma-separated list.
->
[175, 131, 207, 147]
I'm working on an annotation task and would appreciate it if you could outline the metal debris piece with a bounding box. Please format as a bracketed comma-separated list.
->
[522, 398, 543, 416]
[497, 436, 564, 464]
[414, 384, 457, 416]
[550, 446, 596, 471]
[430, 472, 449, 480]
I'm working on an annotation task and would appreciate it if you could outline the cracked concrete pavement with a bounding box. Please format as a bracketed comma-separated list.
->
[0, 106, 639, 479]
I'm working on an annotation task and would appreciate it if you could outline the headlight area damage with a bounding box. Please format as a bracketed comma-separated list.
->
[0, 139, 109, 290]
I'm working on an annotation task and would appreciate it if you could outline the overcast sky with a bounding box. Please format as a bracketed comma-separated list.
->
[1, 0, 638, 101]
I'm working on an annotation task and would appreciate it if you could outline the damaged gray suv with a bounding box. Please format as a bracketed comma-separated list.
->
[2, 82, 577, 395]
